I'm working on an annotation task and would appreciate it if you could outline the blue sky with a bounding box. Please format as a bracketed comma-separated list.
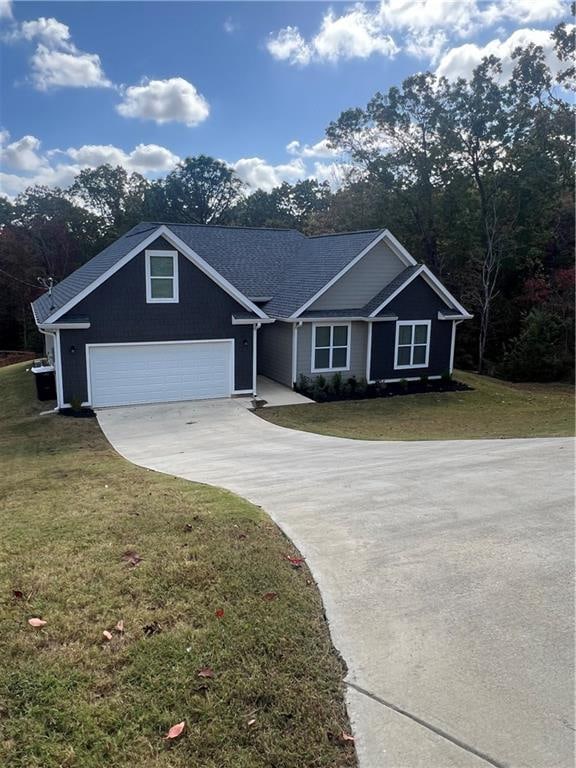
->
[0, 0, 567, 198]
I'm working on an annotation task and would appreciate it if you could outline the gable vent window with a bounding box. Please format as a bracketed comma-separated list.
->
[145, 250, 179, 303]
[312, 323, 350, 372]
[394, 320, 431, 369]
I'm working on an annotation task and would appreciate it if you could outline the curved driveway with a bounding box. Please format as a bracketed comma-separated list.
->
[98, 399, 574, 768]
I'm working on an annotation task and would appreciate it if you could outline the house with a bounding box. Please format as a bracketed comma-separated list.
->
[31, 222, 472, 409]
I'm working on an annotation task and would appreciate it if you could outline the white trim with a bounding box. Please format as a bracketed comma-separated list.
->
[369, 266, 424, 317]
[42, 225, 268, 324]
[232, 389, 253, 395]
[284, 315, 398, 323]
[368, 374, 442, 384]
[370, 264, 471, 318]
[290, 229, 417, 318]
[232, 316, 275, 325]
[145, 249, 179, 304]
[85, 338, 235, 407]
[366, 321, 373, 381]
[40, 322, 91, 330]
[311, 322, 351, 374]
[438, 311, 473, 321]
[449, 319, 465, 374]
[394, 320, 431, 370]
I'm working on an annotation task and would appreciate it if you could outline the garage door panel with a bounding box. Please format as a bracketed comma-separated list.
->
[89, 341, 233, 407]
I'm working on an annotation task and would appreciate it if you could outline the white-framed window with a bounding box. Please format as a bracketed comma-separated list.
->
[394, 320, 431, 369]
[145, 250, 179, 303]
[311, 323, 351, 372]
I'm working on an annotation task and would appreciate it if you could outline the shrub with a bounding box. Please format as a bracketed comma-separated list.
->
[70, 396, 82, 412]
[419, 374, 429, 387]
[355, 377, 368, 397]
[330, 372, 343, 395]
[296, 373, 311, 394]
[441, 370, 452, 385]
[497, 308, 574, 382]
[398, 378, 409, 392]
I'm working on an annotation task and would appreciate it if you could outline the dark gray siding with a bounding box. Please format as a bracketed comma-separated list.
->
[59, 237, 254, 403]
[258, 322, 293, 386]
[370, 276, 453, 380]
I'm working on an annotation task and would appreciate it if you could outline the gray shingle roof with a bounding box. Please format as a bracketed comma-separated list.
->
[362, 265, 422, 316]
[32, 222, 390, 324]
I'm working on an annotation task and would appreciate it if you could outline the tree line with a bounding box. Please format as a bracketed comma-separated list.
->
[0, 13, 573, 381]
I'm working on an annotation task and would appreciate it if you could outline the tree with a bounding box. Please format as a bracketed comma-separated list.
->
[161, 156, 244, 224]
[326, 72, 447, 271]
[70, 165, 148, 236]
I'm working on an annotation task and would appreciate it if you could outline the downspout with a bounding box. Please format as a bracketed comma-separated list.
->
[252, 322, 261, 397]
[450, 319, 463, 375]
[291, 320, 303, 389]
[38, 327, 61, 411]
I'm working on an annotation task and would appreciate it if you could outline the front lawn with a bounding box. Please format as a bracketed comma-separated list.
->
[258, 371, 575, 441]
[0, 363, 355, 768]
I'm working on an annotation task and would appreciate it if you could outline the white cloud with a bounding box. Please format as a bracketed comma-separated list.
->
[313, 6, 398, 62]
[30, 45, 111, 90]
[17, 17, 72, 48]
[223, 17, 237, 34]
[0, 134, 46, 171]
[310, 160, 355, 189]
[266, 26, 312, 66]
[0, 0, 13, 19]
[0, 136, 181, 198]
[116, 77, 210, 126]
[6, 15, 112, 90]
[267, 0, 566, 67]
[286, 138, 339, 159]
[436, 27, 567, 81]
[229, 157, 307, 192]
[65, 143, 180, 173]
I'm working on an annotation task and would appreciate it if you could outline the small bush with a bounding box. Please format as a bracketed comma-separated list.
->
[330, 372, 343, 395]
[399, 378, 409, 392]
[419, 374, 429, 387]
[441, 370, 452, 385]
[296, 373, 310, 393]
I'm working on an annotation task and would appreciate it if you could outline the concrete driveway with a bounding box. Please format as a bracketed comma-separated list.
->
[98, 399, 575, 768]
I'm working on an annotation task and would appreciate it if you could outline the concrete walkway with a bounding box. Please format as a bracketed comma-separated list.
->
[253, 375, 314, 407]
[97, 399, 575, 768]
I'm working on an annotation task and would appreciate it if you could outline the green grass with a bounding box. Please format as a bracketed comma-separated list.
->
[0, 363, 355, 768]
[258, 371, 575, 441]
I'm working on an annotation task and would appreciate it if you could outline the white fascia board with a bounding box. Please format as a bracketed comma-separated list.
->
[438, 311, 474, 320]
[290, 229, 417, 319]
[275, 315, 398, 323]
[232, 316, 275, 325]
[40, 323, 91, 330]
[42, 225, 269, 324]
[369, 266, 425, 317]
[419, 265, 471, 317]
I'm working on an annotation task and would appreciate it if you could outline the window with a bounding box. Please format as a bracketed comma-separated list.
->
[145, 250, 179, 303]
[394, 321, 431, 369]
[312, 323, 350, 372]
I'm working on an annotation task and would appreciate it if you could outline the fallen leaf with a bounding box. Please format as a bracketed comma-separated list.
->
[286, 555, 305, 567]
[262, 592, 278, 601]
[238, 532, 247, 540]
[164, 721, 185, 740]
[215, 608, 224, 619]
[247, 718, 257, 727]
[115, 620, 124, 633]
[12, 590, 24, 600]
[102, 630, 113, 641]
[28, 617, 47, 628]
[143, 621, 161, 637]
[197, 667, 214, 679]
[340, 731, 355, 743]
[122, 550, 142, 567]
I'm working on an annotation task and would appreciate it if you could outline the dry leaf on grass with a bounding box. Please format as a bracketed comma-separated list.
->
[164, 721, 185, 740]
[340, 731, 355, 743]
[215, 608, 224, 619]
[115, 620, 124, 633]
[102, 630, 113, 641]
[197, 667, 214, 679]
[121, 550, 142, 567]
[262, 592, 278, 601]
[27, 617, 47, 628]
[286, 555, 305, 567]
[12, 590, 24, 600]
[247, 718, 257, 727]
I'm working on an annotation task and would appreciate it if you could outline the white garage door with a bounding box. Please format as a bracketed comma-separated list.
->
[88, 340, 233, 407]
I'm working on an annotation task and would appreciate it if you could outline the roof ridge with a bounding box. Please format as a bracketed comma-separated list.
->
[141, 221, 302, 234]
[307, 228, 384, 239]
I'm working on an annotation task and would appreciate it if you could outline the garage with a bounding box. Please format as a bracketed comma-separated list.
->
[87, 340, 233, 407]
